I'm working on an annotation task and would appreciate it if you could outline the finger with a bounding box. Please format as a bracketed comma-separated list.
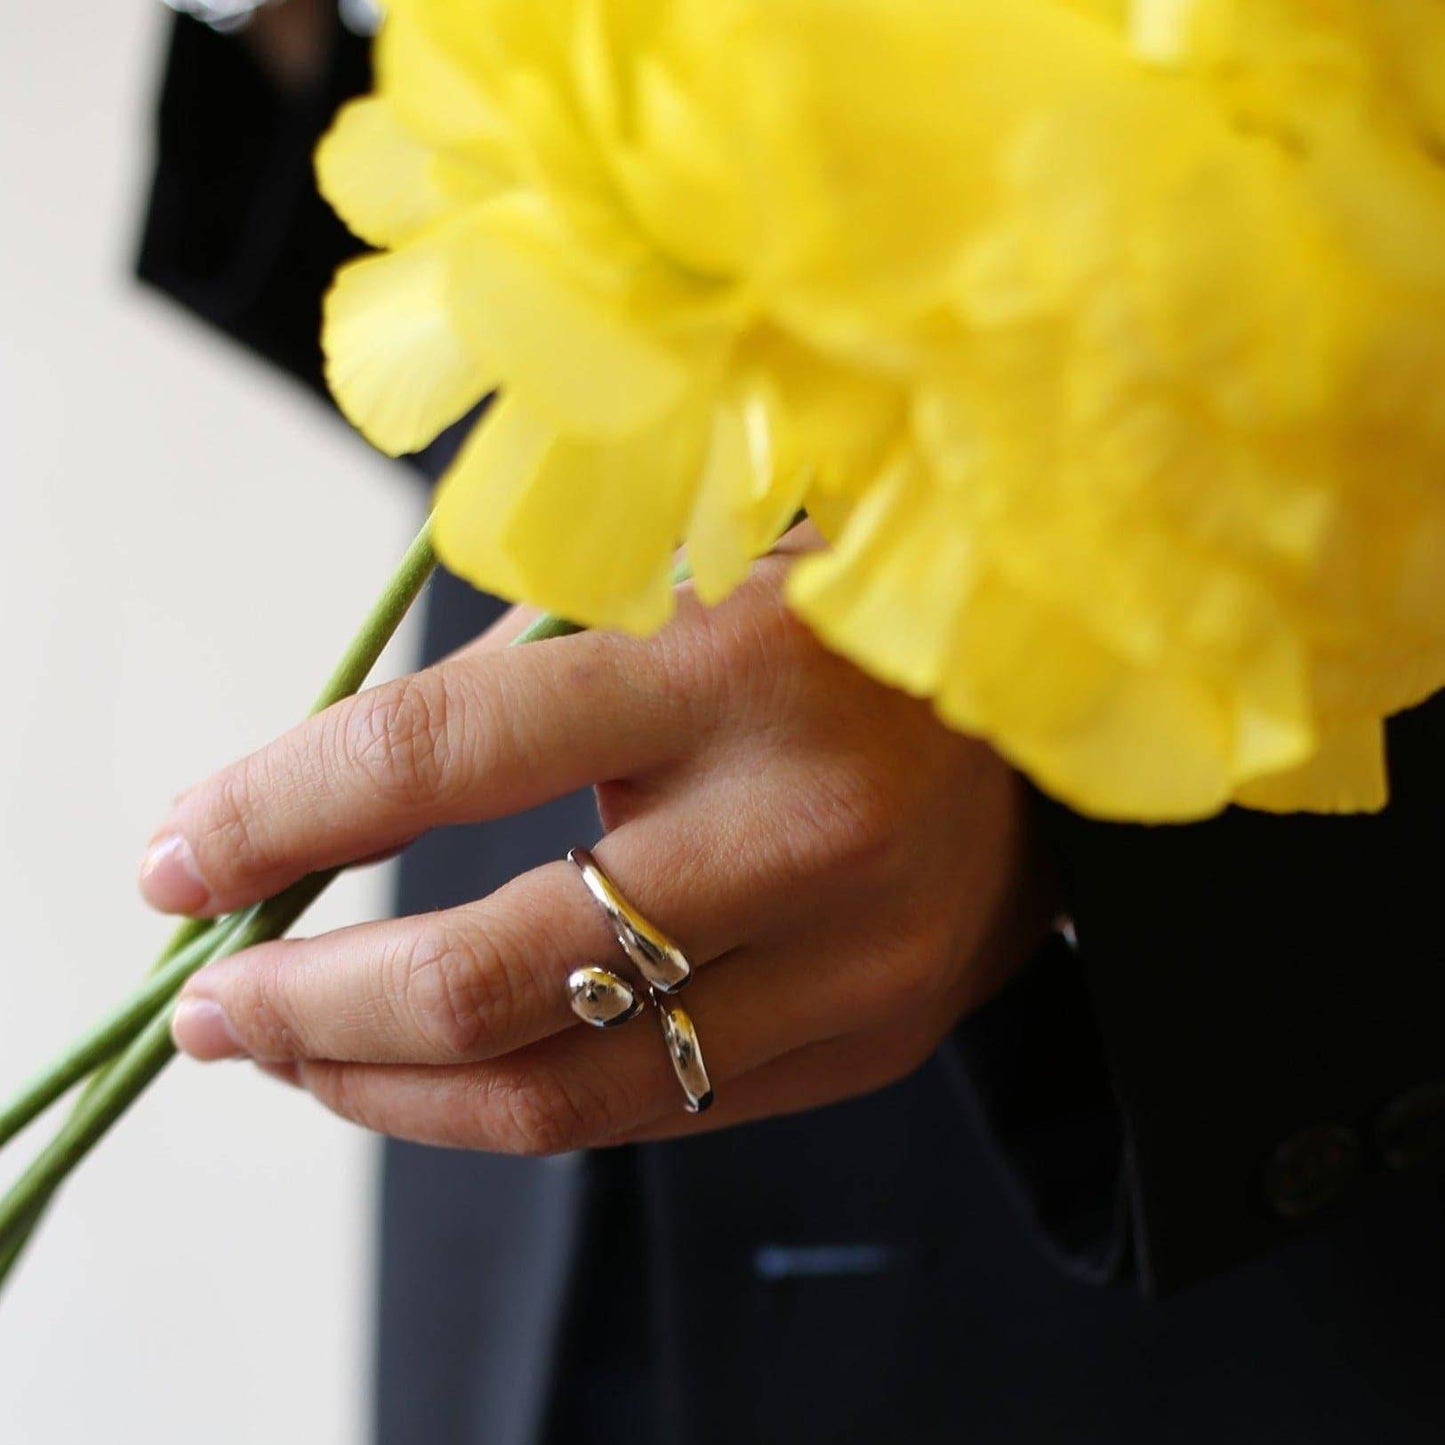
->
[172, 791, 795, 1065]
[602, 1020, 939, 1144]
[139, 617, 706, 916]
[286, 934, 875, 1152]
[172, 859, 609, 1065]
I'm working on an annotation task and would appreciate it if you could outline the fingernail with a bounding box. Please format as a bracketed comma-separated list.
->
[172, 999, 246, 1061]
[138, 834, 210, 914]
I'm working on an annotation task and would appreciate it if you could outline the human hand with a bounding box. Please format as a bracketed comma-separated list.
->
[142, 528, 1054, 1149]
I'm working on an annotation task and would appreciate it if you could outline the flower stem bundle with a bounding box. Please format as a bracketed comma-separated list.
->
[0, 521, 441, 1290]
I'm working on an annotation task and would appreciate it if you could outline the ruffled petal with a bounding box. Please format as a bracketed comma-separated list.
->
[792, 454, 1310, 821]
[443, 197, 714, 440]
[391, 0, 621, 215]
[377, 0, 529, 157]
[1234, 715, 1388, 814]
[749, 0, 1132, 344]
[685, 393, 807, 604]
[788, 451, 972, 698]
[316, 97, 473, 249]
[432, 392, 709, 633]
[322, 233, 496, 457]
[576, 0, 753, 278]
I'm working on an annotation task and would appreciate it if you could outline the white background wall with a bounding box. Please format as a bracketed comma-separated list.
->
[0, 5, 421, 1437]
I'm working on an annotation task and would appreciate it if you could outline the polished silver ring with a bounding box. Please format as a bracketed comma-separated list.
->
[564, 849, 714, 1114]
[568, 847, 691, 994]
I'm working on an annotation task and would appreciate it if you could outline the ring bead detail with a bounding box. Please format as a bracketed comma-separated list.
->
[564, 848, 713, 1114]
[566, 967, 644, 1030]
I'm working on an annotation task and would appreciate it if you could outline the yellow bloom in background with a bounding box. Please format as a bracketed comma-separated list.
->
[318, 0, 905, 632]
[318, 0, 1445, 821]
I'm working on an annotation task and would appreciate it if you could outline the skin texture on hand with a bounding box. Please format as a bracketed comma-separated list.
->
[142, 528, 1054, 1150]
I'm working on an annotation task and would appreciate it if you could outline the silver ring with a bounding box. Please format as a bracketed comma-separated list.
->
[564, 850, 713, 1114]
[567, 847, 692, 994]
[659, 1004, 714, 1114]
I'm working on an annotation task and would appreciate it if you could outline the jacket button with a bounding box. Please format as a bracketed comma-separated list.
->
[1263, 1125, 1361, 1219]
[1375, 1082, 1445, 1172]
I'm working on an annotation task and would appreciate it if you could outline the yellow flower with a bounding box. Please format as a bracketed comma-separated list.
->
[791, 0, 1445, 818]
[319, 0, 1445, 821]
[316, 0, 904, 632]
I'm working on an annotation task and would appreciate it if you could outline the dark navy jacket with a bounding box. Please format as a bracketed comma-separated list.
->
[138, 16, 1445, 1443]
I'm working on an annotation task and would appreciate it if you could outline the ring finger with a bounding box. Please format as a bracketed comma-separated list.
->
[172, 788, 828, 1067]
[289, 928, 876, 1153]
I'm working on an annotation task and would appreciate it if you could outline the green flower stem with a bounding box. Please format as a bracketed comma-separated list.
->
[76, 920, 221, 1101]
[79, 522, 444, 1052]
[0, 1205, 41, 1289]
[512, 611, 584, 645]
[0, 874, 335, 1250]
[0, 519, 439, 1281]
[308, 521, 440, 714]
[0, 913, 249, 1284]
[0, 914, 249, 1151]
[0, 919, 239, 1274]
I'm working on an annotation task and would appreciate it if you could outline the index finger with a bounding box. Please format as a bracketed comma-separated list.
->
[137, 620, 703, 917]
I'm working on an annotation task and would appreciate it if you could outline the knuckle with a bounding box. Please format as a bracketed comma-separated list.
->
[480, 1064, 618, 1157]
[195, 765, 272, 883]
[304, 1063, 373, 1130]
[394, 920, 506, 1059]
[653, 625, 719, 728]
[342, 673, 454, 805]
[673, 588, 789, 716]
[711, 578, 815, 706]
[233, 951, 305, 1059]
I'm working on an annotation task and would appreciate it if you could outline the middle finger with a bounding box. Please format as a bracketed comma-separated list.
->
[173, 797, 782, 1066]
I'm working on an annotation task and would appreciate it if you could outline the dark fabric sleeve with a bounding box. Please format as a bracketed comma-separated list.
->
[1011, 689, 1445, 1296]
[135, 13, 370, 394]
[944, 933, 1131, 1284]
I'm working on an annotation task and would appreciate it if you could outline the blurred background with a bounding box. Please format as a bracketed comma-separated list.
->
[0, 2, 418, 1436]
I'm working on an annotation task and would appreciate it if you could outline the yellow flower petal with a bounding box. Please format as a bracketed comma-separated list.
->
[686, 394, 806, 605]
[322, 234, 496, 457]
[750, 0, 1132, 343]
[432, 392, 709, 633]
[793, 454, 1312, 821]
[577, 1, 753, 278]
[389, 0, 619, 214]
[940, 564, 1248, 821]
[1234, 715, 1388, 813]
[376, 3, 515, 160]
[316, 97, 465, 249]
[444, 197, 711, 440]
[788, 451, 972, 699]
